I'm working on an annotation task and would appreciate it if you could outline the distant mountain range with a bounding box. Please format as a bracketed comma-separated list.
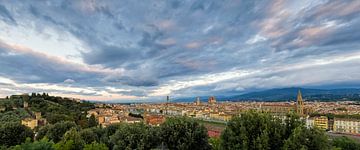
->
[173, 87, 360, 102]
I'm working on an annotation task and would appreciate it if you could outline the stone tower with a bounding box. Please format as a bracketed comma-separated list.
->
[195, 97, 201, 105]
[35, 112, 42, 120]
[296, 89, 304, 116]
[22, 94, 29, 108]
[23, 101, 29, 108]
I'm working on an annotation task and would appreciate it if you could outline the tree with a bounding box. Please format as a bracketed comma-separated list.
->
[209, 137, 221, 150]
[83, 142, 109, 150]
[88, 114, 98, 128]
[0, 109, 30, 123]
[42, 93, 47, 98]
[160, 117, 210, 150]
[60, 128, 85, 150]
[12, 138, 54, 150]
[43, 121, 77, 143]
[46, 113, 73, 124]
[76, 115, 89, 128]
[332, 136, 360, 150]
[284, 112, 304, 138]
[36, 124, 53, 140]
[221, 111, 284, 150]
[31, 93, 36, 98]
[53, 140, 75, 150]
[110, 123, 160, 150]
[221, 111, 331, 150]
[282, 127, 330, 150]
[0, 122, 34, 147]
[97, 124, 121, 149]
[80, 128, 98, 144]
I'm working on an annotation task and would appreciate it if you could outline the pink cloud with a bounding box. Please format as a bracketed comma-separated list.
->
[185, 41, 202, 49]
[0, 40, 119, 75]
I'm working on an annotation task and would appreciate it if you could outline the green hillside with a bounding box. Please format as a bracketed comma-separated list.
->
[0, 93, 95, 126]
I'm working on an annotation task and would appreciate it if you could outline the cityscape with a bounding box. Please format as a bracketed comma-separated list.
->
[1, 0, 360, 150]
[1, 89, 360, 149]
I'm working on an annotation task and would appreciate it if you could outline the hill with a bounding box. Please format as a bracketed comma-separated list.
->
[173, 87, 360, 102]
[0, 93, 95, 126]
[228, 87, 360, 101]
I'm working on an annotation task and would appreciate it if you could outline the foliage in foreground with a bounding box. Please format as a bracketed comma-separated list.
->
[161, 117, 211, 150]
[1, 111, 360, 150]
[332, 136, 360, 150]
[0, 122, 34, 147]
[221, 111, 330, 150]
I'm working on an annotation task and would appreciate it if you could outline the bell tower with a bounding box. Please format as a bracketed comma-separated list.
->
[296, 89, 304, 116]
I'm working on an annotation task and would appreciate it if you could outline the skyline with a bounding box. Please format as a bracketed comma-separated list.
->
[0, 0, 360, 101]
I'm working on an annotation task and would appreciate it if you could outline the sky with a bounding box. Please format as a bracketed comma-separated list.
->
[0, 0, 359, 102]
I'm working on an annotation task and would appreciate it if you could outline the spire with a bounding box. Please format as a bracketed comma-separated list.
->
[166, 96, 169, 115]
[296, 89, 304, 116]
[297, 89, 303, 102]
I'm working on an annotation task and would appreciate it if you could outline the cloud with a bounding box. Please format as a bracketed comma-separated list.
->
[246, 34, 267, 44]
[0, 4, 16, 24]
[0, 0, 359, 101]
[63, 79, 75, 84]
[185, 41, 202, 49]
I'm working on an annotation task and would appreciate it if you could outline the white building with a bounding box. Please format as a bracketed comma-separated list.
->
[333, 118, 360, 134]
[306, 117, 315, 128]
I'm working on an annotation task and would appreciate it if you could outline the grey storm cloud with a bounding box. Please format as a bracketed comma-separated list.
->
[0, 0, 359, 100]
[0, 4, 16, 24]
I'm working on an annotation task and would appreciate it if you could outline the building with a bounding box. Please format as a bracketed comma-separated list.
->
[98, 116, 105, 124]
[328, 118, 334, 131]
[121, 116, 142, 124]
[333, 118, 360, 134]
[219, 114, 232, 122]
[208, 96, 216, 104]
[260, 104, 295, 115]
[296, 90, 304, 116]
[145, 115, 166, 126]
[21, 112, 46, 129]
[314, 116, 328, 130]
[23, 101, 28, 108]
[21, 118, 38, 129]
[195, 97, 201, 105]
[306, 117, 315, 128]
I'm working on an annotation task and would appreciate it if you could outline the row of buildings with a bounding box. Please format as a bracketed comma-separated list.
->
[89, 90, 360, 136]
[87, 108, 166, 127]
[306, 116, 360, 134]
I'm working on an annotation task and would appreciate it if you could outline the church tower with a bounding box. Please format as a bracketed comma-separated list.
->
[208, 96, 216, 104]
[296, 89, 304, 116]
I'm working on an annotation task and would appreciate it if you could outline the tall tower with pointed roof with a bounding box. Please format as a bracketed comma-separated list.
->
[296, 89, 304, 116]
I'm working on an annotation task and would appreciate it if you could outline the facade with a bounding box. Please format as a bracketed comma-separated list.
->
[260, 104, 295, 115]
[306, 117, 315, 128]
[334, 118, 360, 134]
[314, 116, 328, 130]
[208, 96, 217, 104]
[145, 115, 166, 126]
[21, 112, 46, 129]
[98, 116, 105, 124]
[21, 118, 38, 129]
[122, 116, 142, 124]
